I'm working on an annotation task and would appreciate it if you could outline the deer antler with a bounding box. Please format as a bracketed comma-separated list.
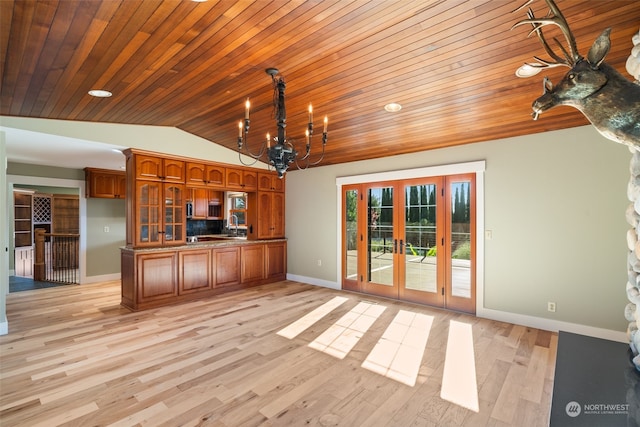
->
[512, 0, 583, 68]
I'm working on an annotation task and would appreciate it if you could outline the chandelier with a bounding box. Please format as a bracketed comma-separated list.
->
[237, 68, 328, 178]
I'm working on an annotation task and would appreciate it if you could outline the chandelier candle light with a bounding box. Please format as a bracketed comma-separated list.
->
[237, 68, 328, 178]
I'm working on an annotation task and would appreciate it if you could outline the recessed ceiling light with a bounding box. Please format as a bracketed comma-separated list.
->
[88, 89, 112, 98]
[384, 103, 402, 112]
[515, 63, 543, 78]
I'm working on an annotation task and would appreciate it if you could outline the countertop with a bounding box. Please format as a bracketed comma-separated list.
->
[121, 237, 286, 252]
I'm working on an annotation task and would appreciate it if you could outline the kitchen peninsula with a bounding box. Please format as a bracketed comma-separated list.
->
[118, 149, 286, 311]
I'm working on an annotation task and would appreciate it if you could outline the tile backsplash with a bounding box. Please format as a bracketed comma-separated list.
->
[187, 219, 223, 236]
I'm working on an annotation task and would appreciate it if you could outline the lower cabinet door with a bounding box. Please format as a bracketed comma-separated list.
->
[241, 245, 265, 283]
[213, 246, 241, 288]
[179, 249, 212, 294]
[136, 251, 178, 302]
[266, 242, 286, 279]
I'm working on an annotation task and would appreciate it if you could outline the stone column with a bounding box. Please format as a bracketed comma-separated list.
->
[625, 29, 640, 372]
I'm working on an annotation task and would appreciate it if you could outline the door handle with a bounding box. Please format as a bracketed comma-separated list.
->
[399, 239, 404, 255]
[393, 239, 397, 254]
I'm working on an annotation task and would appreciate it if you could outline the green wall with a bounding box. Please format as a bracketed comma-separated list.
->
[285, 125, 630, 334]
[85, 198, 125, 276]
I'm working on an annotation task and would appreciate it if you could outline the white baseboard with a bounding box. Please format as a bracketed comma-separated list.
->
[286, 274, 339, 290]
[82, 273, 121, 284]
[287, 274, 628, 344]
[477, 306, 628, 343]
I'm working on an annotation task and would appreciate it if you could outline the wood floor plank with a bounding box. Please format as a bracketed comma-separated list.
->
[0, 280, 557, 426]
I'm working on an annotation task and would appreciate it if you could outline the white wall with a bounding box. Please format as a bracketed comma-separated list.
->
[285, 125, 631, 340]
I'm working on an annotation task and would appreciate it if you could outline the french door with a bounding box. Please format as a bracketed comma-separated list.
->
[342, 174, 475, 313]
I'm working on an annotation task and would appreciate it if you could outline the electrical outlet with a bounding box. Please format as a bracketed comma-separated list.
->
[485, 230, 493, 240]
[317, 259, 322, 266]
[547, 301, 556, 312]
[103, 226, 110, 233]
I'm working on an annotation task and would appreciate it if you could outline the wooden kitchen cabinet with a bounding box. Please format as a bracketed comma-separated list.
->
[121, 239, 286, 310]
[133, 181, 185, 247]
[135, 251, 178, 303]
[179, 249, 212, 294]
[258, 172, 285, 192]
[226, 168, 258, 191]
[207, 190, 223, 219]
[186, 162, 225, 187]
[191, 187, 208, 219]
[265, 241, 287, 280]
[212, 246, 241, 288]
[135, 154, 185, 183]
[241, 244, 265, 283]
[248, 191, 285, 239]
[85, 168, 126, 198]
[125, 149, 186, 247]
[189, 188, 223, 219]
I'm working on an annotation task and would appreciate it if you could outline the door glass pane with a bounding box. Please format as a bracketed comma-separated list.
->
[164, 186, 182, 242]
[345, 189, 358, 280]
[367, 186, 394, 286]
[404, 184, 438, 293]
[149, 185, 160, 243]
[450, 180, 471, 298]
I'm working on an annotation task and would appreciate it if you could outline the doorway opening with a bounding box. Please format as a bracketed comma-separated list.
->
[10, 182, 82, 292]
[338, 162, 484, 314]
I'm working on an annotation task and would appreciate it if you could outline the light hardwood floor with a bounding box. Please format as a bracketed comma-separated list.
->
[0, 280, 557, 426]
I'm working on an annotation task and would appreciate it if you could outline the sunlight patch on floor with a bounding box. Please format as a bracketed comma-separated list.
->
[308, 302, 386, 359]
[440, 320, 479, 412]
[276, 296, 349, 339]
[361, 310, 434, 386]
[276, 299, 480, 411]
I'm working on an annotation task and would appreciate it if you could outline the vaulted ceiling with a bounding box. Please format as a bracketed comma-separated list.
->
[1, 0, 639, 168]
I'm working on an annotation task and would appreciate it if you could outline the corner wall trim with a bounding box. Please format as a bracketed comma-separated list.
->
[0, 315, 8, 336]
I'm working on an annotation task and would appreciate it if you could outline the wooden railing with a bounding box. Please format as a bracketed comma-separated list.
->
[34, 228, 80, 284]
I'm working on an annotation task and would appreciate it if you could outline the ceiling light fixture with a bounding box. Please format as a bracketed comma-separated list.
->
[384, 103, 402, 112]
[88, 89, 112, 98]
[237, 68, 328, 178]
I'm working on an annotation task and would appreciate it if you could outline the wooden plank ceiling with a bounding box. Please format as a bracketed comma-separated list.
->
[1, 0, 639, 167]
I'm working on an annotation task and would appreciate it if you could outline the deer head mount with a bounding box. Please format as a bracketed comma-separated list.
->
[513, 0, 640, 148]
